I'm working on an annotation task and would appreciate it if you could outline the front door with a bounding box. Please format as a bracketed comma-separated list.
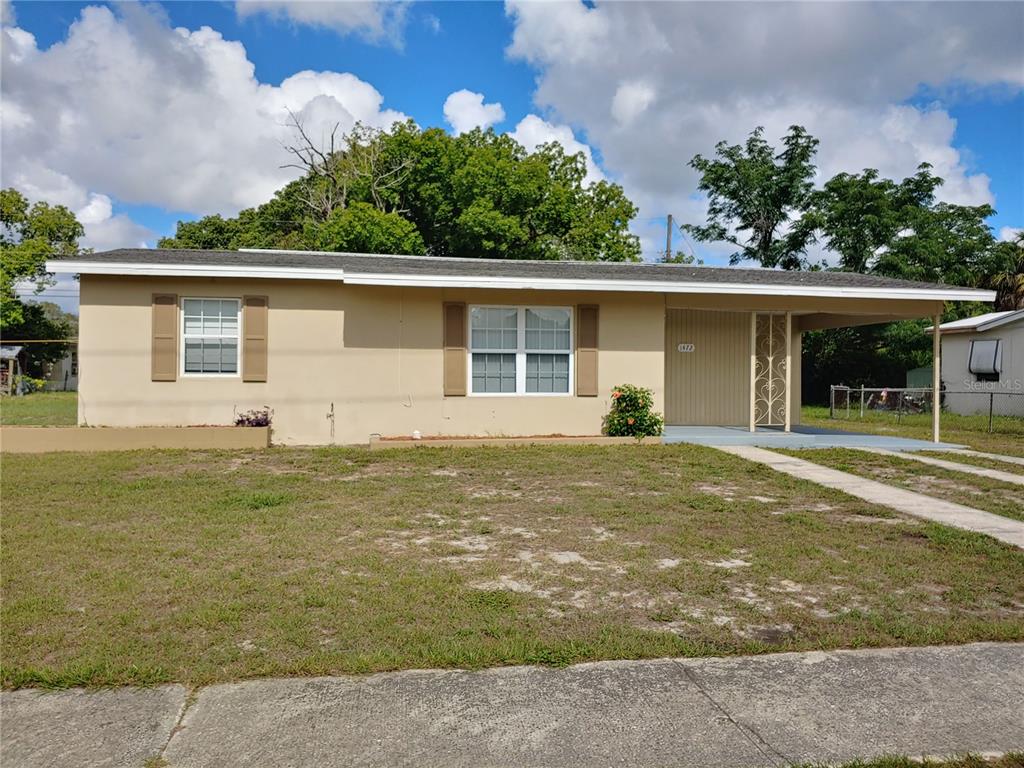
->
[753, 313, 788, 427]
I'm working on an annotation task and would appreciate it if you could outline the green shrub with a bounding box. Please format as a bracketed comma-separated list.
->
[17, 376, 47, 395]
[603, 384, 664, 438]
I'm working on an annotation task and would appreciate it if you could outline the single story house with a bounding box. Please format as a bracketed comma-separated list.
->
[929, 309, 1024, 417]
[47, 248, 993, 445]
[44, 350, 79, 392]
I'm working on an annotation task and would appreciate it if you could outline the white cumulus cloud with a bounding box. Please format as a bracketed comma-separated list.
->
[506, 0, 1024, 263]
[235, 1, 409, 46]
[1, 3, 409, 249]
[443, 89, 506, 135]
[508, 114, 605, 186]
[611, 81, 656, 126]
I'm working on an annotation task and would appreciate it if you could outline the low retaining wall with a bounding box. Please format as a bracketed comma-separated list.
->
[0, 426, 270, 453]
[369, 435, 660, 450]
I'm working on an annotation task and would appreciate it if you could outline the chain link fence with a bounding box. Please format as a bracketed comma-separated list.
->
[829, 385, 1024, 433]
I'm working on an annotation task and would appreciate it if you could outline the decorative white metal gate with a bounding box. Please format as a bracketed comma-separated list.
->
[753, 313, 788, 427]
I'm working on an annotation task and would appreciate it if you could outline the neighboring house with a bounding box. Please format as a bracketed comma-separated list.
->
[44, 350, 79, 392]
[906, 365, 933, 389]
[930, 310, 1024, 417]
[47, 248, 993, 445]
[0, 346, 24, 396]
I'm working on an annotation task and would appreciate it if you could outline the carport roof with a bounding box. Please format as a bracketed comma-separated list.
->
[47, 248, 995, 302]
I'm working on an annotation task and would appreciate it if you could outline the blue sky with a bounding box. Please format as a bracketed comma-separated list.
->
[3, 0, 1022, 285]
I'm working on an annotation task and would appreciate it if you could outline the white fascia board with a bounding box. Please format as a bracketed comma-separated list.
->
[45, 260, 346, 281]
[46, 260, 997, 302]
[342, 271, 997, 302]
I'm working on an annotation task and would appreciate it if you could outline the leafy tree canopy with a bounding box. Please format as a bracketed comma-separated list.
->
[683, 126, 1018, 401]
[1, 188, 83, 328]
[683, 125, 819, 270]
[982, 232, 1024, 311]
[161, 121, 641, 262]
[3, 301, 77, 376]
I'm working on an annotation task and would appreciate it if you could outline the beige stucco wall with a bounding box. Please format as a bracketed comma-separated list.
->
[940, 323, 1024, 417]
[78, 276, 665, 445]
[78, 276, 943, 444]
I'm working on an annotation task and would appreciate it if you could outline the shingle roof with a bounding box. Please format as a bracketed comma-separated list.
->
[51, 247, 987, 296]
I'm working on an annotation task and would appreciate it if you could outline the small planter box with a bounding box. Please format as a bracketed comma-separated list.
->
[0, 426, 270, 453]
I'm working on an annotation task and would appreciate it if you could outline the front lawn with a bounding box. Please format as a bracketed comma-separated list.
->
[0, 391, 77, 426]
[779, 448, 1024, 523]
[2, 445, 1022, 689]
[801, 405, 1024, 457]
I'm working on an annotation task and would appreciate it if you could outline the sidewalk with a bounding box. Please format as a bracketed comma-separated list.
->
[3, 643, 1022, 767]
[719, 445, 1024, 548]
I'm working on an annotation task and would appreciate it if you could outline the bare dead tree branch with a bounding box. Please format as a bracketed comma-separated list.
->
[280, 110, 415, 220]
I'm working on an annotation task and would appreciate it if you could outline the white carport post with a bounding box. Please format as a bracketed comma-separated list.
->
[749, 312, 757, 432]
[933, 311, 942, 443]
[785, 311, 792, 432]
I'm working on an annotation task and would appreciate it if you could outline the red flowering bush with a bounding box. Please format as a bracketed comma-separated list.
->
[603, 384, 663, 438]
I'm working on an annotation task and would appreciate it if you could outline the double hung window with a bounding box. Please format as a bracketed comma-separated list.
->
[469, 306, 572, 395]
[182, 298, 240, 375]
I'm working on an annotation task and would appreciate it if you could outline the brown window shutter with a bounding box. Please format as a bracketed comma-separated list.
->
[443, 302, 467, 396]
[242, 296, 269, 382]
[151, 294, 178, 382]
[576, 304, 599, 397]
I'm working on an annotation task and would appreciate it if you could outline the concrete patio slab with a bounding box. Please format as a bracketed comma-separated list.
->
[719, 445, 1024, 548]
[853, 446, 1024, 486]
[0, 684, 187, 768]
[663, 425, 964, 451]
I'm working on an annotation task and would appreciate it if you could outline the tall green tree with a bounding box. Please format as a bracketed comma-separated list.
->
[982, 232, 1024, 311]
[683, 126, 819, 269]
[314, 202, 425, 255]
[160, 121, 641, 262]
[805, 164, 942, 273]
[1, 188, 83, 328]
[2, 300, 76, 376]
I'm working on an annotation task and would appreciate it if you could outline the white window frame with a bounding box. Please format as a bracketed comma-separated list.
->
[180, 297, 242, 378]
[467, 305, 574, 397]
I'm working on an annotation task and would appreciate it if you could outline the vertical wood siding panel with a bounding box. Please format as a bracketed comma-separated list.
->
[665, 309, 750, 425]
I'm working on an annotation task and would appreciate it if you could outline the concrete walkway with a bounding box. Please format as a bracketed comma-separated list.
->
[719, 445, 1024, 548]
[945, 448, 1024, 469]
[2, 643, 1022, 767]
[854, 446, 1024, 486]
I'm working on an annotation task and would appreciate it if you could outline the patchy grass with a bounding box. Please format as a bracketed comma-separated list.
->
[918, 450, 1024, 476]
[2, 444, 1023, 689]
[0, 391, 77, 425]
[802, 405, 1024, 457]
[792, 754, 1024, 768]
[779, 448, 1024, 523]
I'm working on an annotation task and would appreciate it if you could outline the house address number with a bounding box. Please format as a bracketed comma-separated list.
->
[677, 343, 695, 353]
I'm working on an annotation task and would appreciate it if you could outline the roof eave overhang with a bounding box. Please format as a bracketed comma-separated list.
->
[47, 260, 997, 303]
